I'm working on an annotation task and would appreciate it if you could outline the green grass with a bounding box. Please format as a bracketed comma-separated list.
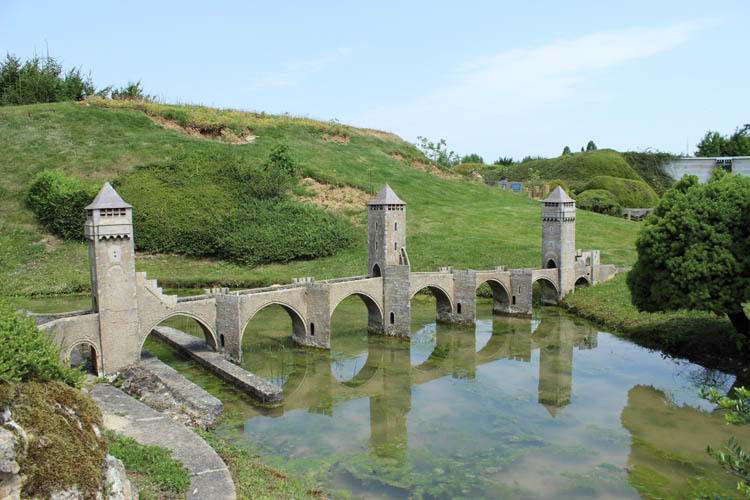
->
[563, 273, 750, 369]
[107, 431, 191, 500]
[201, 432, 323, 500]
[501, 149, 646, 192]
[0, 101, 642, 295]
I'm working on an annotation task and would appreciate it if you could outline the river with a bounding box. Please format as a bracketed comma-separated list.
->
[15, 293, 749, 499]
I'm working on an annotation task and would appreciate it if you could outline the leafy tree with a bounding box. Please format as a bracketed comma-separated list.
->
[111, 80, 146, 101]
[581, 146, 585, 152]
[0, 53, 93, 105]
[627, 170, 750, 339]
[699, 386, 750, 498]
[493, 156, 514, 166]
[586, 140, 597, 151]
[461, 153, 484, 164]
[696, 124, 750, 157]
[561, 146, 571, 156]
[416, 136, 459, 168]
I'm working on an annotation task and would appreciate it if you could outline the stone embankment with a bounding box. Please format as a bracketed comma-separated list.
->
[86, 384, 236, 500]
[117, 350, 224, 429]
[152, 326, 283, 403]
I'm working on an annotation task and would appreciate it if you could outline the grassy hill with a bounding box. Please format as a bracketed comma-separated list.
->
[0, 100, 641, 296]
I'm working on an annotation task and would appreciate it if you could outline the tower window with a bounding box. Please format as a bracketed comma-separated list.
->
[512, 296, 516, 305]
[457, 303, 462, 314]
[310, 323, 315, 336]
[394, 242, 397, 250]
[375, 241, 378, 250]
[394, 221, 398, 231]
[376, 222, 378, 230]
[390, 312, 395, 324]
[220, 334, 225, 348]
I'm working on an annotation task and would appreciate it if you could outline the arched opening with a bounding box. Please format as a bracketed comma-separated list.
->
[575, 277, 590, 288]
[329, 294, 383, 382]
[532, 278, 559, 306]
[410, 285, 454, 324]
[66, 342, 99, 376]
[372, 264, 382, 277]
[240, 303, 305, 387]
[546, 259, 557, 269]
[141, 314, 218, 365]
[475, 279, 512, 353]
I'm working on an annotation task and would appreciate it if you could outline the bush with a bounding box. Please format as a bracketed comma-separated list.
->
[622, 151, 676, 196]
[26, 171, 98, 240]
[546, 179, 570, 193]
[0, 301, 84, 386]
[0, 54, 94, 105]
[583, 175, 660, 208]
[575, 189, 623, 216]
[218, 199, 355, 266]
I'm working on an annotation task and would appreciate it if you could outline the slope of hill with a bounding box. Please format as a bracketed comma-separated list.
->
[0, 101, 641, 295]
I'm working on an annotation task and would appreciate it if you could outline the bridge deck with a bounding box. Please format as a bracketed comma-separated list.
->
[152, 326, 282, 403]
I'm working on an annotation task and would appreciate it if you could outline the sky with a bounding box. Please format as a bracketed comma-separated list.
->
[2, 1, 749, 161]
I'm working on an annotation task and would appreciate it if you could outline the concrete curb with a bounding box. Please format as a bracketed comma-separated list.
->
[85, 384, 236, 500]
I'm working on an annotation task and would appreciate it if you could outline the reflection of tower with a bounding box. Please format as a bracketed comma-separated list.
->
[541, 187, 576, 298]
[367, 185, 410, 336]
[535, 315, 573, 416]
[84, 183, 139, 374]
[369, 339, 411, 459]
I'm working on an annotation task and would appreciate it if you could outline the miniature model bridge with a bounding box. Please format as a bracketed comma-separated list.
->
[35, 183, 616, 399]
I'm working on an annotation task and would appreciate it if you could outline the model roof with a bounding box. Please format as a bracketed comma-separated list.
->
[367, 184, 406, 205]
[85, 182, 133, 210]
[542, 186, 575, 203]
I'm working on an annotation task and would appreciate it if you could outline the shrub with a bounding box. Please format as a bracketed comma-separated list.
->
[26, 170, 98, 240]
[583, 175, 659, 208]
[622, 151, 676, 196]
[0, 300, 84, 386]
[0, 54, 94, 105]
[575, 189, 623, 216]
[546, 179, 570, 193]
[218, 199, 355, 266]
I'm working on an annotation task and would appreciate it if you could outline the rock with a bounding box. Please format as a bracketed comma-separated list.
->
[0, 428, 20, 475]
[100, 454, 136, 500]
[0, 471, 23, 500]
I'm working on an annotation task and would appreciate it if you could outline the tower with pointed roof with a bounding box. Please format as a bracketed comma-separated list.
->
[541, 186, 576, 297]
[84, 182, 139, 372]
[368, 184, 411, 335]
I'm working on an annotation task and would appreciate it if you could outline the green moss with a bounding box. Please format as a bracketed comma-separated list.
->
[583, 176, 660, 208]
[1, 381, 106, 500]
[107, 431, 190, 495]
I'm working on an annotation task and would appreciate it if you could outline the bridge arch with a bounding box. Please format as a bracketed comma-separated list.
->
[330, 291, 384, 333]
[63, 340, 102, 376]
[476, 278, 511, 314]
[533, 276, 559, 305]
[410, 284, 454, 322]
[139, 312, 218, 358]
[575, 276, 590, 287]
[240, 301, 307, 347]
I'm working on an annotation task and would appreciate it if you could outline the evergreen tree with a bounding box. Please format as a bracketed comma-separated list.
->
[586, 140, 597, 151]
[561, 146, 571, 156]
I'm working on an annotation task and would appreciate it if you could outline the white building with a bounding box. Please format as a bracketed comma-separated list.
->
[665, 157, 750, 183]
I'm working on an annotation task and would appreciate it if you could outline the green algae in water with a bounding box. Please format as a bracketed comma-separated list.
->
[24, 293, 750, 499]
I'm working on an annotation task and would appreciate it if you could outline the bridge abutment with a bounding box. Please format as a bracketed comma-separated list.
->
[300, 284, 332, 349]
[382, 264, 411, 337]
[444, 269, 477, 325]
[509, 270, 534, 316]
[215, 293, 242, 361]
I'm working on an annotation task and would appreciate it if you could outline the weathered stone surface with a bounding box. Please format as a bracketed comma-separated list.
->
[0, 428, 19, 475]
[117, 352, 224, 429]
[101, 454, 136, 500]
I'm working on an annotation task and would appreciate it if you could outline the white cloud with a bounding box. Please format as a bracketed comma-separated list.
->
[248, 47, 353, 90]
[356, 21, 707, 155]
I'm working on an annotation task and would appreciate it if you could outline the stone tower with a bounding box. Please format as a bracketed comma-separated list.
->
[84, 183, 139, 373]
[541, 186, 576, 298]
[368, 184, 410, 335]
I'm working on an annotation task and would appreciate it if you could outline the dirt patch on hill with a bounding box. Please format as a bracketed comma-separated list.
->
[294, 178, 368, 221]
[355, 128, 404, 142]
[322, 133, 350, 144]
[389, 153, 460, 180]
[145, 113, 257, 144]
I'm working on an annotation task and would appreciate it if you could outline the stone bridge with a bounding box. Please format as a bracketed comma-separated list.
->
[35, 183, 616, 384]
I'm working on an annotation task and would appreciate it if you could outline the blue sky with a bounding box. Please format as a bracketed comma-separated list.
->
[2, 1, 748, 161]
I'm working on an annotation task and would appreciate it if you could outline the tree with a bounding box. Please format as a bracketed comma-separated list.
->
[586, 140, 597, 151]
[493, 156, 514, 166]
[416, 136, 459, 168]
[627, 170, 750, 338]
[561, 146, 571, 156]
[696, 124, 750, 157]
[699, 386, 750, 498]
[461, 153, 484, 164]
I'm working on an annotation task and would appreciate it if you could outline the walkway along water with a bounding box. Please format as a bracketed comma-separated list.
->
[34, 183, 616, 401]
